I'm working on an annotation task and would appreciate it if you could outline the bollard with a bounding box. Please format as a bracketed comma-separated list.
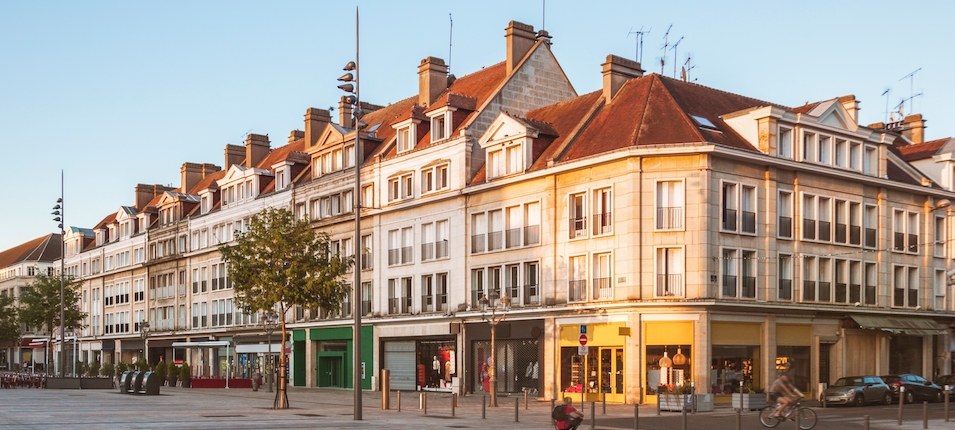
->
[863, 414, 869, 430]
[381, 369, 390, 410]
[794, 408, 800, 430]
[946, 387, 951, 422]
[423, 392, 427, 415]
[691, 382, 696, 414]
[482, 395, 486, 419]
[736, 403, 741, 430]
[552, 399, 557, 426]
[397, 390, 401, 412]
[898, 387, 905, 425]
[515, 398, 519, 422]
[591, 402, 596, 429]
[603, 392, 606, 415]
[419, 392, 423, 410]
[454, 392, 458, 408]
[525, 390, 528, 410]
[634, 403, 639, 430]
[681, 403, 687, 430]
[452, 393, 456, 417]
[923, 401, 928, 430]
[657, 395, 661, 415]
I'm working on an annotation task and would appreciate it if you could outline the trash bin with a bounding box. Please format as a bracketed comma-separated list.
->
[119, 371, 132, 394]
[252, 373, 260, 391]
[132, 371, 144, 393]
[142, 371, 161, 395]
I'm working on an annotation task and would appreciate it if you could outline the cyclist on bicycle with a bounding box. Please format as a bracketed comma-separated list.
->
[769, 373, 798, 418]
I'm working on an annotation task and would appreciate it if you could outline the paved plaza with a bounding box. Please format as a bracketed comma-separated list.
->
[1, 385, 955, 429]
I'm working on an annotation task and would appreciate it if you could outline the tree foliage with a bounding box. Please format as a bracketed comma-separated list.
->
[219, 207, 352, 408]
[0, 293, 21, 343]
[19, 273, 86, 337]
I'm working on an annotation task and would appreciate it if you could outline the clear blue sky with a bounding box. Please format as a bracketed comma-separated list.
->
[1, 0, 953, 251]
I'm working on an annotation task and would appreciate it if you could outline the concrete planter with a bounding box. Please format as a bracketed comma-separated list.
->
[731, 394, 768, 410]
[659, 394, 714, 412]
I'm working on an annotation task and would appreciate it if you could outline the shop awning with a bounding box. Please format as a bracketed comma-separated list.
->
[850, 314, 948, 336]
[171, 341, 231, 348]
[235, 343, 282, 354]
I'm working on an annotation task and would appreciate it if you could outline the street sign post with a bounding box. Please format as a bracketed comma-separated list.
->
[579, 334, 588, 345]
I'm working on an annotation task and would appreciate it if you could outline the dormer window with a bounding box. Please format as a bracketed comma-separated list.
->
[276, 169, 287, 191]
[431, 114, 448, 142]
[344, 144, 355, 168]
[487, 142, 523, 179]
[397, 126, 413, 153]
[201, 195, 210, 214]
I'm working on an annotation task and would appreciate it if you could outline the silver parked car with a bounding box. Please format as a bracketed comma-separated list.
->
[823, 376, 892, 406]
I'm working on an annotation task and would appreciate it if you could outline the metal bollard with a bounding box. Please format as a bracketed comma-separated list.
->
[525, 390, 528, 410]
[863, 414, 869, 430]
[923, 401, 928, 429]
[452, 393, 456, 417]
[423, 392, 427, 415]
[515, 398, 519, 422]
[657, 395, 661, 415]
[482, 395, 486, 419]
[591, 402, 596, 429]
[634, 403, 639, 430]
[691, 382, 696, 414]
[454, 392, 458, 408]
[381, 369, 390, 410]
[794, 409, 800, 429]
[898, 387, 905, 425]
[397, 390, 401, 412]
[946, 387, 951, 422]
[681, 403, 687, 430]
[736, 404, 741, 430]
[603, 392, 607, 414]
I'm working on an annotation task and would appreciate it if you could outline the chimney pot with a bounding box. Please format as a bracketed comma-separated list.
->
[288, 129, 304, 144]
[505, 21, 536, 75]
[901, 114, 926, 144]
[601, 55, 645, 103]
[304, 108, 332, 148]
[418, 56, 449, 107]
[246, 133, 270, 168]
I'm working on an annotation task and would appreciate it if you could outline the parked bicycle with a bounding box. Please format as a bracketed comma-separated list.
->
[759, 396, 817, 429]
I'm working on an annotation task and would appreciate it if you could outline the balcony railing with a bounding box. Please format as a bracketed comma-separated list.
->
[361, 299, 372, 316]
[741, 211, 756, 234]
[657, 207, 683, 230]
[388, 297, 408, 314]
[524, 224, 540, 245]
[850, 225, 861, 245]
[361, 252, 373, 270]
[421, 242, 434, 261]
[818, 221, 831, 241]
[422, 295, 434, 313]
[471, 234, 486, 253]
[778, 216, 792, 238]
[894, 232, 905, 251]
[908, 234, 918, 253]
[592, 277, 612, 300]
[742, 276, 756, 298]
[835, 223, 847, 243]
[656, 274, 682, 297]
[865, 228, 877, 247]
[400, 246, 412, 264]
[593, 212, 612, 235]
[722, 208, 737, 231]
[803, 219, 816, 240]
[569, 280, 587, 302]
[803, 280, 816, 301]
[505, 228, 522, 248]
[388, 249, 399, 265]
[849, 284, 861, 303]
[865, 284, 876, 305]
[523, 283, 539, 305]
[818, 281, 831, 302]
[570, 217, 587, 238]
[488, 231, 503, 251]
[436, 240, 448, 259]
[722, 275, 737, 297]
[835, 282, 847, 303]
[778, 279, 792, 300]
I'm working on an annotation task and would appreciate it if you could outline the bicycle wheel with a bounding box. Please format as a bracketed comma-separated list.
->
[796, 407, 817, 430]
[758, 405, 781, 428]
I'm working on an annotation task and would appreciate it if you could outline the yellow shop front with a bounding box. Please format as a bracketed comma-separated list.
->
[644, 320, 694, 403]
[558, 321, 628, 403]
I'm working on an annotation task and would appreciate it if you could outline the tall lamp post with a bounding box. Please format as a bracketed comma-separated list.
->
[260, 312, 278, 393]
[140, 321, 149, 370]
[338, 6, 365, 421]
[51, 171, 65, 378]
[480, 291, 510, 407]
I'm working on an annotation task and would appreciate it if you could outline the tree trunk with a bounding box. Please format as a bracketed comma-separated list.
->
[273, 308, 289, 409]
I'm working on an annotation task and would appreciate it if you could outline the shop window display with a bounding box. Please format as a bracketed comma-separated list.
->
[645, 345, 690, 394]
[711, 345, 759, 394]
[417, 340, 456, 391]
[473, 339, 539, 394]
[776, 345, 811, 392]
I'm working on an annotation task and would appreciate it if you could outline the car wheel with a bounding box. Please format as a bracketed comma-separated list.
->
[853, 394, 865, 407]
[883, 392, 893, 405]
[905, 391, 915, 404]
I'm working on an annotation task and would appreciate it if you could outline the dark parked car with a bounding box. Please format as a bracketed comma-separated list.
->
[823, 376, 892, 406]
[935, 375, 955, 398]
[881, 374, 943, 403]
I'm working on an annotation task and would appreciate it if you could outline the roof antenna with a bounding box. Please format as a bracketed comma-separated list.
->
[627, 26, 650, 64]
[881, 88, 891, 124]
[682, 54, 696, 82]
[448, 13, 452, 76]
[899, 68, 922, 115]
[660, 24, 672, 75]
[542, 0, 545, 31]
[669, 36, 683, 78]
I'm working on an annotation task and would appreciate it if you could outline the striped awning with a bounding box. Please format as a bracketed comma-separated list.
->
[850, 314, 947, 336]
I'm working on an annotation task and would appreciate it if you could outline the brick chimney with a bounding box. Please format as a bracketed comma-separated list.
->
[202, 163, 221, 178]
[181, 162, 203, 193]
[418, 56, 448, 107]
[901, 114, 926, 144]
[134, 183, 172, 209]
[224, 144, 244, 167]
[288, 129, 304, 144]
[602, 55, 645, 103]
[339, 96, 354, 128]
[505, 21, 536, 75]
[304, 108, 332, 149]
[839, 95, 860, 123]
[246, 133, 270, 168]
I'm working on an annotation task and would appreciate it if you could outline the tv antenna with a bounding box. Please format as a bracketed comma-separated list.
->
[669, 36, 684, 78]
[881, 88, 891, 124]
[660, 24, 672, 74]
[898, 68, 922, 115]
[448, 13, 453, 76]
[682, 54, 696, 82]
[627, 26, 650, 64]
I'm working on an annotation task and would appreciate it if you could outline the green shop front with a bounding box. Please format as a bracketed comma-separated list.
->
[292, 326, 373, 389]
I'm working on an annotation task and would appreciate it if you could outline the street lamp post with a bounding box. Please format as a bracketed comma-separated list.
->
[140, 321, 149, 370]
[338, 7, 364, 421]
[260, 312, 278, 393]
[480, 291, 510, 407]
[51, 171, 65, 378]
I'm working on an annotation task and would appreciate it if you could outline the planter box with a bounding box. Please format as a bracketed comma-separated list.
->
[659, 394, 714, 412]
[731, 394, 767, 410]
[80, 377, 114, 389]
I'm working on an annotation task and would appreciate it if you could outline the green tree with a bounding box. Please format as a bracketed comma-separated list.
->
[0, 293, 21, 348]
[19, 273, 86, 372]
[220, 207, 351, 409]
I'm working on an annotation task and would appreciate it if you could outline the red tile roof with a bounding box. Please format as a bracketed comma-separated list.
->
[0, 234, 61, 268]
[897, 138, 949, 161]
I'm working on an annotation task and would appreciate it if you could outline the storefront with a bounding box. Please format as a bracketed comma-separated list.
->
[776, 325, 811, 393]
[644, 320, 693, 403]
[559, 320, 628, 403]
[469, 319, 543, 397]
[301, 326, 373, 389]
[381, 335, 457, 392]
[711, 322, 761, 395]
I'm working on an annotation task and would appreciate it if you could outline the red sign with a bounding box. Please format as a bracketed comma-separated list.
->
[579, 334, 588, 346]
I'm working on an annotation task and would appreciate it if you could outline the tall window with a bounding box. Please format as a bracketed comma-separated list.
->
[802, 256, 817, 301]
[721, 249, 738, 297]
[524, 202, 541, 245]
[863, 145, 878, 175]
[361, 234, 373, 270]
[397, 126, 412, 153]
[488, 210, 504, 251]
[656, 247, 683, 297]
[593, 188, 613, 235]
[568, 255, 587, 302]
[778, 127, 792, 158]
[570, 193, 587, 238]
[471, 213, 487, 253]
[802, 132, 816, 162]
[421, 222, 435, 261]
[864, 205, 878, 248]
[778, 191, 793, 238]
[864, 263, 877, 305]
[741, 185, 756, 234]
[435, 220, 449, 259]
[835, 200, 848, 244]
[524, 262, 540, 306]
[593, 252, 612, 300]
[818, 258, 832, 302]
[431, 114, 447, 141]
[656, 181, 684, 230]
[778, 254, 793, 300]
[802, 194, 816, 240]
[721, 182, 738, 231]
[742, 251, 756, 298]
[936, 215, 947, 258]
[471, 269, 485, 306]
